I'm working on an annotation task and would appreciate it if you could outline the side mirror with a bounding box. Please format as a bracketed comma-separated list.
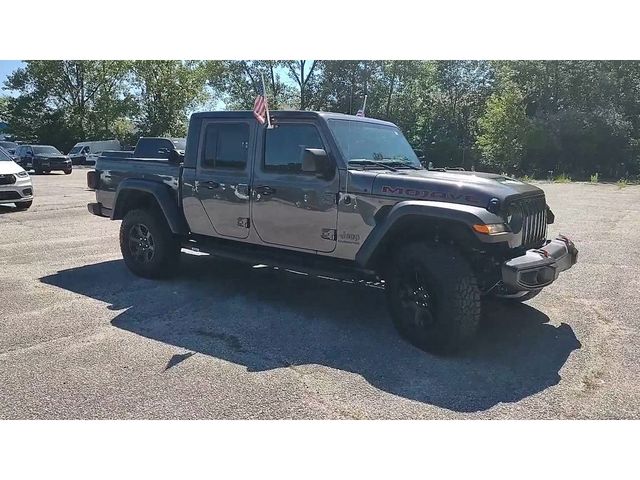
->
[168, 148, 184, 164]
[302, 148, 334, 179]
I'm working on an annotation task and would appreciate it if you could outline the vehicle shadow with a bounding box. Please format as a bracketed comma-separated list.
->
[0, 205, 19, 214]
[40, 255, 581, 413]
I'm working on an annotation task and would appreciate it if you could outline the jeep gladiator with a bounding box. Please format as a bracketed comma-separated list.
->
[87, 111, 578, 354]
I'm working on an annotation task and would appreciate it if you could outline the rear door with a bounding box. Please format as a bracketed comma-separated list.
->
[251, 121, 339, 252]
[194, 119, 254, 239]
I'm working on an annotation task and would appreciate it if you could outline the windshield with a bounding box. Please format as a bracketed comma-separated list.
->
[0, 141, 18, 151]
[328, 119, 422, 169]
[171, 138, 186, 151]
[33, 146, 62, 155]
[0, 146, 13, 161]
[69, 146, 84, 154]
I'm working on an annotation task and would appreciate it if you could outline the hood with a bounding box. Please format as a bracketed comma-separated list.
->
[0, 160, 26, 175]
[352, 168, 544, 209]
[35, 153, 67, 159]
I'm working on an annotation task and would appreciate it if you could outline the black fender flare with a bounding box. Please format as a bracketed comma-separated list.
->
[354, 200, 505, 268]
[112, 178, 189, 235]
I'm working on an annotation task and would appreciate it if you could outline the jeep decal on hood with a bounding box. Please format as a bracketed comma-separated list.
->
[369, 169, 543, 208]
[380, 185, 482, 205]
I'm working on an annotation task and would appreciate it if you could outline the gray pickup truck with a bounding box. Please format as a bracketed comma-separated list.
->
[87, 111, 577, 354]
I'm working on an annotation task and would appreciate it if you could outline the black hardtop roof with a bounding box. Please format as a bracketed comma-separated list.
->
[189, 110, 397, 127]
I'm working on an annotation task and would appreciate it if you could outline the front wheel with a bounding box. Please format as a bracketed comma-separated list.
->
[119, 209, 180, 279]
[385, 243, 481, 355]
[64, 168, 72, 175]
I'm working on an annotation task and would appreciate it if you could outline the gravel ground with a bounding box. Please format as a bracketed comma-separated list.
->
[0, 168, 638, 419]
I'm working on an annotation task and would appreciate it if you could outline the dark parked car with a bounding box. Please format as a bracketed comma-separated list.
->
[14, 145, 72, 174]
[133, 137, 186, 159]
[0, 141, 19, 155]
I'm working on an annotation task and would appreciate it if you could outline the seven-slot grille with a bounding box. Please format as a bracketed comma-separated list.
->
[0, 174, 16, 185]
[514, 195, 547, 247]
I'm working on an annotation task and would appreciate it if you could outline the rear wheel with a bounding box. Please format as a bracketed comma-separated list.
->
[385, 242, 481, 355]
[119, 208, 180, 278]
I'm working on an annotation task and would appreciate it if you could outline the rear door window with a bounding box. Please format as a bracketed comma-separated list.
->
[202, 123, 249, 170]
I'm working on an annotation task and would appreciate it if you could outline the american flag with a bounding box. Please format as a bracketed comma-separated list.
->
[356, 108, 365, 117]
[253, 85, 268, 124]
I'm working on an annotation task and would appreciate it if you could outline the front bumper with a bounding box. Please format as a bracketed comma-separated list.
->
[87, 202, 109, 217]
[0, 177, 34, 204]
[501, 235, 578, 291]
[34, 158, 72, 171]
[47, 160, 72, 170]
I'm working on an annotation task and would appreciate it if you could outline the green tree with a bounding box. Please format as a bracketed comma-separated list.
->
[207, 60, 294, 110]
[284, 60, 321, 110]
[3, 60, 133, 150]
[476, 87, 530, 173]
[491, 60, 640, 178]
[131, 60, 209, 136]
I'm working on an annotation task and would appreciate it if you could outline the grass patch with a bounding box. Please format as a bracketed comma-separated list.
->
[617, 178, 628, 188]
[590, 173, 599, 183]
[554, 173, 572, 183]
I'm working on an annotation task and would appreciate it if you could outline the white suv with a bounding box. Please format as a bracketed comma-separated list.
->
[0, 146, 34, 210]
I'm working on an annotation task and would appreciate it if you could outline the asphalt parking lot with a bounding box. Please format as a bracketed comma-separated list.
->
[1, 168, 639, 419]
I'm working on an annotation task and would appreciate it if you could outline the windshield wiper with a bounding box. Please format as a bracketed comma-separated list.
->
[348, 159, 398, 172]
[383, 159, 422, 170]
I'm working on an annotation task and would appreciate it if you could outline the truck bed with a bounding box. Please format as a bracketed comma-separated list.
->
[94, 154, 182, 214]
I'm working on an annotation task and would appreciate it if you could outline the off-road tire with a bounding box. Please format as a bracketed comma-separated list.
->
[385, 242, 481, 355]
[120, 208, 180, 279]
[15, 201, 33, 210]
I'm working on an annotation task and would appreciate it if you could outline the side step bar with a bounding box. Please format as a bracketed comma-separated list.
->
[181, 237, 380, 284]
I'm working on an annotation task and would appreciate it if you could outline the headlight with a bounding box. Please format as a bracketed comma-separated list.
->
[472, 223, 510, 235]
[16, 171, 29, 178]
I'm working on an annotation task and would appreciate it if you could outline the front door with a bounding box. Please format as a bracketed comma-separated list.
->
[195, 119, 253, 239]
[251, 122, 339, 252]
[23, 146, 34, 169]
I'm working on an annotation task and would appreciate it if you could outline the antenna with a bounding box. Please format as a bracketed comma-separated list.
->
[261, 73, 272, 129]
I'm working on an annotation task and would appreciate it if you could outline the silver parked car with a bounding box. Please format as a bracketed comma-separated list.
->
[0, 146, 34, 210]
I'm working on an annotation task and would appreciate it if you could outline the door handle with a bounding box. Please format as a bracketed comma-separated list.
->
[197, 180, 220, 189]
[255, 185, 275, 195]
